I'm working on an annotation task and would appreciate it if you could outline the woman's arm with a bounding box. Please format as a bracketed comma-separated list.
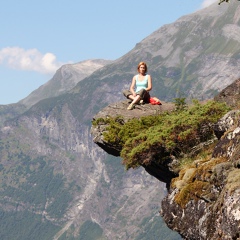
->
[130, 76, 137, 97]
[146, 75, 152, 92]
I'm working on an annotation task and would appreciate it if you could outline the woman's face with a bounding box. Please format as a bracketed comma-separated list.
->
[139, 65, 146, 74]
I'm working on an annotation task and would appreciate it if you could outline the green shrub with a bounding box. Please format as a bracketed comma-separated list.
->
[173, 97, 187, 111]
[101, 100, 230, 169]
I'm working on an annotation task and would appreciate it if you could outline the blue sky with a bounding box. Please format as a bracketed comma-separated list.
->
[0, 0, 217, 104]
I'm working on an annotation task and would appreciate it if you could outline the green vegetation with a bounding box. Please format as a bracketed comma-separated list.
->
[78, 220, 104, 240]
[0, 151, 75, 239]
[0, 210, 60, 240]
[58, 227, 75, 240]
[94, 100, 230, 170]
[136, 216, 181, 240]
[173, 97, 187, 111]
[172, 156, 228, 208]
[174, 180, 211, 208]
[0, 153, 73, 215]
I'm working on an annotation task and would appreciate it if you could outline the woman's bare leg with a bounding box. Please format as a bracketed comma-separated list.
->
[132, 95, 140, 104]
[127, 95, 141, 110]
[128, 94, 140, 103]
[127, 95, 135, 101]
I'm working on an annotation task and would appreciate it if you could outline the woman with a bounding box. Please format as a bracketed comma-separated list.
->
[123, 62, 152, 110]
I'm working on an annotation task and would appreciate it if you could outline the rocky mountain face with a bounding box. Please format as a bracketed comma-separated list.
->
[0, 1, 239, 239]
[0, 97, 180, 239]
[162, 80, 240, 239]
[0, 103, 26, 126]
[0, 59, 112, 127]
[19, 59, 112, 108]
[67, 0, 240, 111]
[91, 78, 240, 239]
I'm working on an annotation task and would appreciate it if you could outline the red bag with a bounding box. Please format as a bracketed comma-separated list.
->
[149, 97, 161, 105]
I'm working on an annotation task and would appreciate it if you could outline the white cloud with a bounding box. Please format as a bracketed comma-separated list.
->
[0, 47, 64, 74]
[201, 0, 218, 8]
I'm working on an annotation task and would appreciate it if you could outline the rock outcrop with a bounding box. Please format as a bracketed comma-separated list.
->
[91, 100, 177, 185]
[91, 100, 175, 156]
[91, 80, 240, 239]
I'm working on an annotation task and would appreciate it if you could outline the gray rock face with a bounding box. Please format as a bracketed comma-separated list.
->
[214, 78, 240, 108]
[213, 109, 240, 140]
[91, 78, 240, 239]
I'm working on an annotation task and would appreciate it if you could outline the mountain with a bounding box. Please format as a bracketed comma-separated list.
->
[0, 60, 112, 127]
[19, 59, 112, 108]
[0, 103, 26, 126]
[0, 99, 180, 239]
[0, 1, 239, 239]
[69, 1, 240, 108]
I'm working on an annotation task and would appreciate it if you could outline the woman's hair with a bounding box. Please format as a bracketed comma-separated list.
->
[137, 62, 148, 73]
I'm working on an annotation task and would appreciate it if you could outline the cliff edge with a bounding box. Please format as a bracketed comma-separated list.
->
[91, 80, 240, 240]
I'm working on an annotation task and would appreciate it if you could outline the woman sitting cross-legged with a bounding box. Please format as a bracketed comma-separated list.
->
[123, 61, 152, 110]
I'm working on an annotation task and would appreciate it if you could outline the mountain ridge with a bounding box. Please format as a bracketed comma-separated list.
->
[19, 59, 112, 108]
